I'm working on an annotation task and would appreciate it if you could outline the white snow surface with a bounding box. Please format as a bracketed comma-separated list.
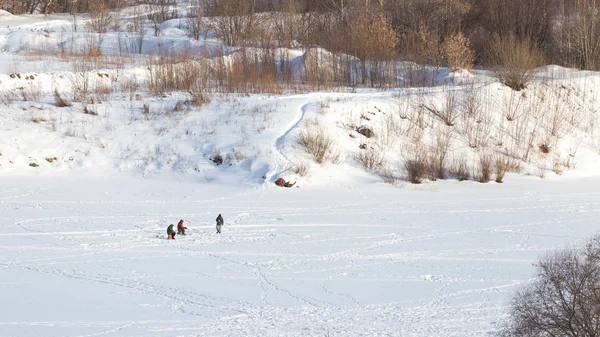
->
[1, 8, 600, 337]
[2, 175, 600, 337]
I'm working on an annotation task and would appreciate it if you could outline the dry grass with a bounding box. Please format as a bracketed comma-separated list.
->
[54, 89, 72, 107]
[297, 119, 339, 165]
[294, 161, 310, 177]
[355, 146, 385, 171]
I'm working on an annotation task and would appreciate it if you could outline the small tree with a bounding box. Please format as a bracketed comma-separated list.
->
[501, 235, 600, 337]
[442, 31, 474, 71]
[189, 0, 208, 40]
[487, 35, 545, 91]
[89, 1, 112, 34]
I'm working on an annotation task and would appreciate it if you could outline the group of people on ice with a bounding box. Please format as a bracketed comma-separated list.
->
[167, 214, 224, 239]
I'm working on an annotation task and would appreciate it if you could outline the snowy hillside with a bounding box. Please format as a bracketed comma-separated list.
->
[2, 5, 600, 337]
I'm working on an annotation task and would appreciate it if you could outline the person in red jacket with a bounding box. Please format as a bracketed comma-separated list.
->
[177, 219, 187, 235]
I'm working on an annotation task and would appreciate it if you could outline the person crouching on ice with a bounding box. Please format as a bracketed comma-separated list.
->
[167, 224, 176, 239]
[216, 214, 223, 234]
[177, 219, 187, 235]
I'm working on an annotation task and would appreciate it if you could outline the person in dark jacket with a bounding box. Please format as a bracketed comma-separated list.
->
[167, 224, 176, 239]
[216, 214, 223, 234]
[177, 219, 187, 235]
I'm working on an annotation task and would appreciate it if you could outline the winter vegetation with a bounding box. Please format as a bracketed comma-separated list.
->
[2, 0, 600, 336]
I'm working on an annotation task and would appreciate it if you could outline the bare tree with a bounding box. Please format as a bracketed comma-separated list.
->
[189, 0, 208, 40]
[207, 0, 259, 46]
[557, 0, 600, 70]
[501, 234, 600, 337]
[147, 0, 178, 37]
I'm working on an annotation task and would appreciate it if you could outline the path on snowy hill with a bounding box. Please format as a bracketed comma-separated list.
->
[2, 176, 600, 337]
[268, 99, 311, 183]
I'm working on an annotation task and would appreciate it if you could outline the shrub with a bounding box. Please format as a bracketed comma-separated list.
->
[294, 161, 310, 177]
[404, 159, 427, 184]
[379, 167, 396, 185]
[477, 153, 493, 183]
[495, 156, 512, 183]
[501, 235, 600, 337]
[297, 119, 339, 165]
[54, 89, 72, 107]
[355, 148, 384, 171]
[450, 156, 470, 181]
[487, 35, 545, 91]
[442, 32, 475, 70]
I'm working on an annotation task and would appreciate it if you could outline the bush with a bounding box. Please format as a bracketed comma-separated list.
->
[404, 159, 427, 184]
[450, 156, 470, 181]
[501, 235, 600, 337]
[477, 153, 492, 183]
[495, 156, 512, 183]
[442, 32, 475, 70]
[54, 90, 72, 108]
[355, 148, 384, 171]
[297, 119, 339, 165]
[487, 35, 545, 91]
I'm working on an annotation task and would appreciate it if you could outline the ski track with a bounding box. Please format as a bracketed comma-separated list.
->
[2, 183, 600, 336]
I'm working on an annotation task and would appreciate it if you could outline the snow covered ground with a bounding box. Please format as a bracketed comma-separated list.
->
[2, 174, 600, 337]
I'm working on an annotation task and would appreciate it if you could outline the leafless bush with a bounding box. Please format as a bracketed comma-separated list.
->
[429, 130, 452, 180]
[294, 161, 310, 177]
[450, 156, 470, 181]
[487, 35, 545, 91]
[403, 141, 428, 184]
[477, 153, 493, 183]
[504, 91, 525, 122]
[422, 89, 459, 126]
[495, 155, 512, 183]
[379, 166, 397, 185]
[20, 83, 43, 102]
[501, 235, 600, 337]
[297, 118, 339, 165]
[208, 0, 260, 46]
[355, 146, 385, 171]
[0, 91, 18, 105]
[404, 159, 427, 184]
[54, 89, 72, 107]
[148, 49, 205, 94]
